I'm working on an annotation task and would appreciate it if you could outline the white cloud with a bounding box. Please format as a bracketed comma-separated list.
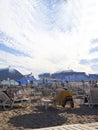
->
[0, 0, 98, 78]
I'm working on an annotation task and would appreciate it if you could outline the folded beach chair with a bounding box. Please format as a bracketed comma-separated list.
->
[88, 87, 98, 107]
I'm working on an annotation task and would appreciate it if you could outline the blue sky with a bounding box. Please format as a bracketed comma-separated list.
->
[0, 0, 98, 78]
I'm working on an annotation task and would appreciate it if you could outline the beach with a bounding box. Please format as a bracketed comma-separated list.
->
[0, 96, 98, 130]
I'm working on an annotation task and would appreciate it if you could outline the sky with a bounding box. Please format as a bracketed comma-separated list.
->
[0, 0, 98, 78]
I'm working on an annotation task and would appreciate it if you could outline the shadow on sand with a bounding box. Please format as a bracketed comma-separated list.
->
[8, 106, 67, 129]
[8, 104, 98, 129]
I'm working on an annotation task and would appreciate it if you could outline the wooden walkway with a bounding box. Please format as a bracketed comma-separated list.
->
[33, 122, 98, 130]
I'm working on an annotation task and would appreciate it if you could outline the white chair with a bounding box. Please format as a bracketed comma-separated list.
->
[40, 88, 56, 109]
[88, 87, 98, 107]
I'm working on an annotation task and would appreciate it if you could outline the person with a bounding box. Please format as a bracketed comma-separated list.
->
[93, 81, 98, 88]
[52, 82, 58, 91]
[64, 80, 71, 90]
[61, 82, 65, 88]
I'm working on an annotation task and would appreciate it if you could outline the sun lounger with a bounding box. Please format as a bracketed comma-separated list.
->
[0, 91, 14, 110]
[0, 90, 31, 110]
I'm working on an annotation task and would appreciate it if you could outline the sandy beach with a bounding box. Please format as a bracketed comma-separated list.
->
[0, 96, 98, 130]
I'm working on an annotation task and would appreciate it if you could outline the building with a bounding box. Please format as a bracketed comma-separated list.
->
[51, 70, 88, 82]
[39, 70, 98, 82]
[0, 67, 23, 80]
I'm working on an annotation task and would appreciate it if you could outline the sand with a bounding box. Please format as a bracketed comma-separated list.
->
[0, 96, 98, 130]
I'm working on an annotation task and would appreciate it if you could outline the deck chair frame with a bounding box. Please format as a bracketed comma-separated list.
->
[0, 90, 31, 110]
[0, 91, 14, 110]
[88, 87, 98, 107]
